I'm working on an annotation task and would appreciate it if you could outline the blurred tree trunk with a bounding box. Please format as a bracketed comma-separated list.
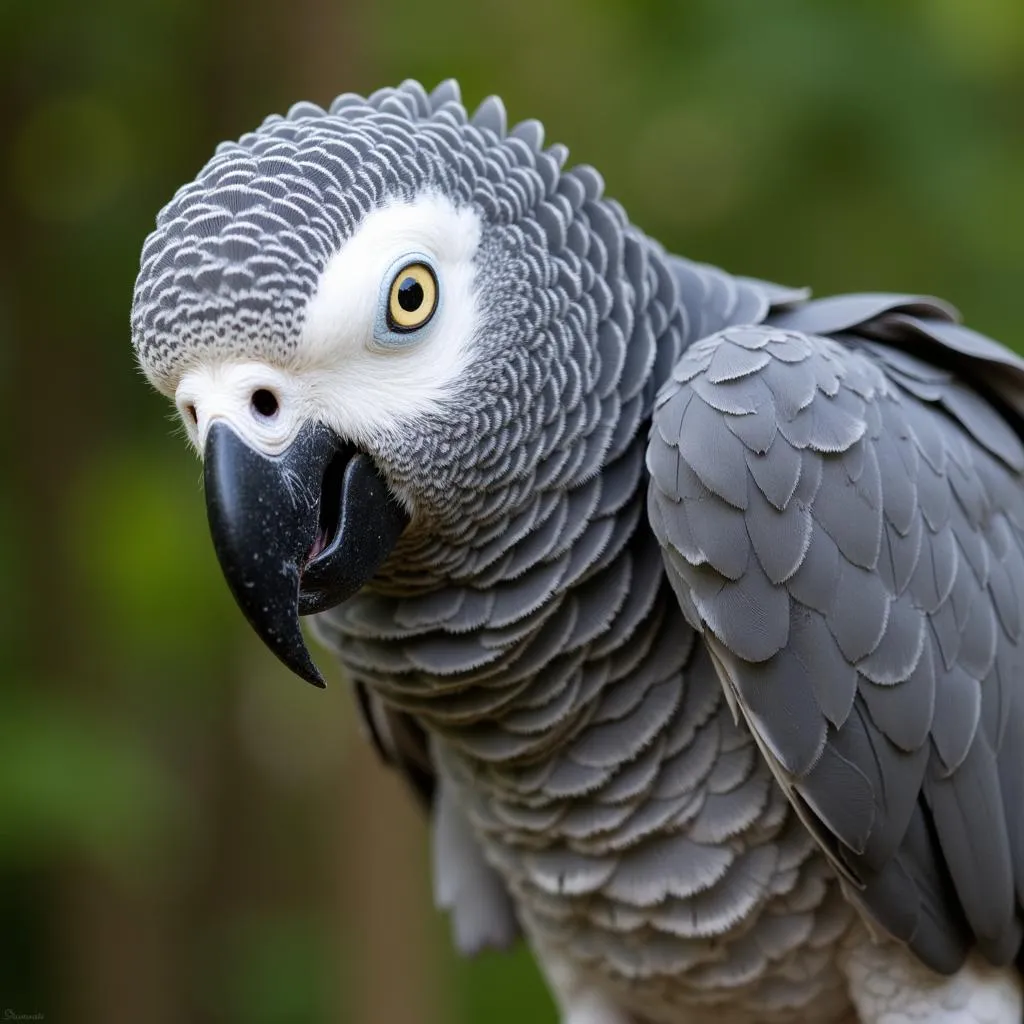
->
[340, 728, 439, 1024]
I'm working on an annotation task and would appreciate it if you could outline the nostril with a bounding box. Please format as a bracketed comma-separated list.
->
[251, 389, 280, 419]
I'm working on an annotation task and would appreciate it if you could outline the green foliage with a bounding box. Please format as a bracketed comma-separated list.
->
[197, 913, 337, 1024]
[3, 1, 1024, 1021]
[70, 444, 240, 670]
[0, 689, 184, 869]
[452, 944, 556, 1023]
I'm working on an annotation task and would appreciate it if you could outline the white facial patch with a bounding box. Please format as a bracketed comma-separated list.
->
[295, 193, 483, 447]
[172, 192, 483, 458]
[176, 361, 314, 457]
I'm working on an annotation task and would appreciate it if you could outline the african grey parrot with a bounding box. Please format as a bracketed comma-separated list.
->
[131, 80, 1024, 1023]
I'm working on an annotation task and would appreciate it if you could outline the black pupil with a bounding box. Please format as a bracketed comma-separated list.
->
[397, 276, 424, 312]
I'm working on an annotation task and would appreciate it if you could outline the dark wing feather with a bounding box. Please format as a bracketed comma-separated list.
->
[352, 680, 435, 806]
[351, 683, 522, 953]
[648, 295, 1024, 973]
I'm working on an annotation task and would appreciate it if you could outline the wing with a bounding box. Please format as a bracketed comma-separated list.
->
[351, 680, 436, 807]
[647, 293, 1024, 974]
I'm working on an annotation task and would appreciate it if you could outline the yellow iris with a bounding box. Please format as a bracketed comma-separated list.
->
[387, 262, 438, 331]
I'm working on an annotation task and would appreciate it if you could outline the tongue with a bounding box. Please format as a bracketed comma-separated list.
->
[307, 529, 329, 563]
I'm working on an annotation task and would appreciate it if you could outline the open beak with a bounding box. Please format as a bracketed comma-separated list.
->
[203, 420, 409, 686]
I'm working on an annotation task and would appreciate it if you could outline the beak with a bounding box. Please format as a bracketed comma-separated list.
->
[203, 420, 409, 686]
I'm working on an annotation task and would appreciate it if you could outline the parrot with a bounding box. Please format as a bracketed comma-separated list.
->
[131, 79, 1024, 1024]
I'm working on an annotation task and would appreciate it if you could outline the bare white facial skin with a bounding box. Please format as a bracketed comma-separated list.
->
[172, 192, 483, 456]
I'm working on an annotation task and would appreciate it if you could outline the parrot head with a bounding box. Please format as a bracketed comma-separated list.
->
[131, 80, 626, 685]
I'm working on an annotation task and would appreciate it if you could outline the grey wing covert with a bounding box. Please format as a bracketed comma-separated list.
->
[647, 294, 1024, 975]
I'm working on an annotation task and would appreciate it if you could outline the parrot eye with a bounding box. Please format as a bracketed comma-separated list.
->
[372, 252, 442, 348]
[386, 261, 438, 333]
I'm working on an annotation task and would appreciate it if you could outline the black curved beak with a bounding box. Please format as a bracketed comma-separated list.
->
[203, 420, 409, 686]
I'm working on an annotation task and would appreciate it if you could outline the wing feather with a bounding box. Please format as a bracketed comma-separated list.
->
[648, 302, 1024, 971]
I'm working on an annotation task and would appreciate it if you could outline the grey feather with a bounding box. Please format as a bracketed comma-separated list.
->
[569, 678, 681, 768]
[745, 481, 812, 585]
[603, 832, 735, 906]
[745, 437, 803, 511]
[434, 776, 520, 953]
[924, 737, 1019, 963]
[651, 314, 1024, 972]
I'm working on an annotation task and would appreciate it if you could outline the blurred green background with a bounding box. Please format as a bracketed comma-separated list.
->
[2, 0, 1024, 1020]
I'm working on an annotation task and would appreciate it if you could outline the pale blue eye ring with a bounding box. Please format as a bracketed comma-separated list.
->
[373, 252, 441, 348]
